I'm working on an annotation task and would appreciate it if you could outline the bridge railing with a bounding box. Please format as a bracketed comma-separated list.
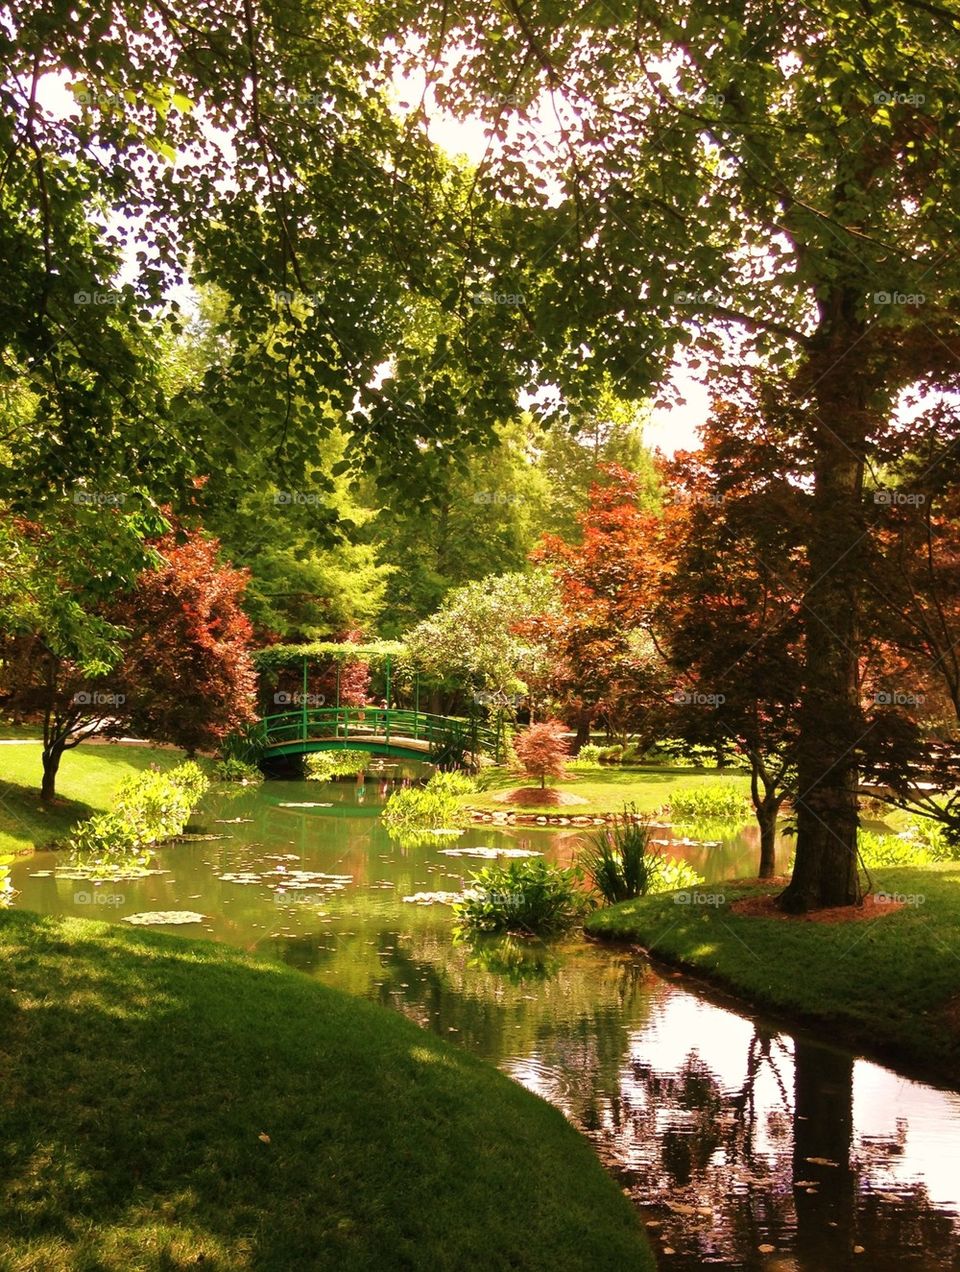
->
[260, 707, 501, 762]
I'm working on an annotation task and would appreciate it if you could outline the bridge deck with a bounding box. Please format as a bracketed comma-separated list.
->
[259, 706, 501, 763]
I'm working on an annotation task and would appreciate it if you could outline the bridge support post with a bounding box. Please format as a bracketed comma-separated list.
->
[301, 657, 308, 745]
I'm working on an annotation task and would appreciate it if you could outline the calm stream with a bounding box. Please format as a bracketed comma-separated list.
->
[11, 768, 960, 1270]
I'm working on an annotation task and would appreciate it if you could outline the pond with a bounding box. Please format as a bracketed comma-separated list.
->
[10, 770, 960, 1270]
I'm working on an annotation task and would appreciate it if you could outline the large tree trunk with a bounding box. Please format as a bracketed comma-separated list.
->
[572, 705, 593, 754]
[780, 321, 866, 912]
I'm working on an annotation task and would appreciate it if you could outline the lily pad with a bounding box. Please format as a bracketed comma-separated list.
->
[438, 846, 542, 859]
[123, 911, 205, 926]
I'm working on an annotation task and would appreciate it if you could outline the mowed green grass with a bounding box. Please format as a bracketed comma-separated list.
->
[586, 865, 960, 1083]
[468, 763, 751, 816]
[0, 911, 651, 1272]
[0, 737, 198, 856]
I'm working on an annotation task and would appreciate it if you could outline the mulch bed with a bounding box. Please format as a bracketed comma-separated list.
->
[730, 887, 905, 923]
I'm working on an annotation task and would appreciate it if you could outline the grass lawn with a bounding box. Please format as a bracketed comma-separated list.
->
[467, 762, 751, 817]
[0, 910, 651, 1272]
[0, 736, 200, 857]
[585, 865, 960, 1084]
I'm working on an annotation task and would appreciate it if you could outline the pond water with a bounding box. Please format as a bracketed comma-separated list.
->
[10, 770, 960, 1270]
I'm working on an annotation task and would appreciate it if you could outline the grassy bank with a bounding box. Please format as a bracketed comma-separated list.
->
[466, 763, 751, 817]
[0, 910, 651, 1271]
[0, 736, 198, 857]
[585, 865, 960, 1084]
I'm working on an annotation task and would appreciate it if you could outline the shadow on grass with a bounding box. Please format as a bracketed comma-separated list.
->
[0, 781, 95, 853]
[0, 910, 651, 1272]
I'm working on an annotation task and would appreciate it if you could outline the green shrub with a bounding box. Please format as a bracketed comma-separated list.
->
[577, 743, 603, 765]
[428, 769, 477, 797]
[595, 744, 623, 763]
[306, 750, 373, 781]
[668, 783, 750, 822]
[858, 828, 942, 868]
[382, 785, 468, 833]
[68, 762, 210, 876]
[582, 807, 705, 903]
[453, 859, 589, 935]
[0, 854, 16, 907]
[212, 756, 263, 784]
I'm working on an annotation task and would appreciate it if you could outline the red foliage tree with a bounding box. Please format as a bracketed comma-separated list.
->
[111, 529, 257, 754]
[533, 464, 678, 750]
[512, 720, 570, 789]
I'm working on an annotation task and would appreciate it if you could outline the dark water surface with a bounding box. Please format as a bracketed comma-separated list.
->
[11, 773, 960, 1270]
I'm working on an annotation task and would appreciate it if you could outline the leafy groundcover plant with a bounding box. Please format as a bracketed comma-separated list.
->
[68, 761, 209, 876]
[454, 858, 589, 936]
[668, 783, 750, 822]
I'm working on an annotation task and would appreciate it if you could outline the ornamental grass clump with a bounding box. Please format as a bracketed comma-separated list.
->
[582, 805, 704, 904]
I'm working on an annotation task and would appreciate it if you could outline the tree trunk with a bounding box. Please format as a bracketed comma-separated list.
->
[780, 323, 866, 912]
[573, 705, 593, 753]
[41, 744, 63, 802]
[757, 800, 778, 879]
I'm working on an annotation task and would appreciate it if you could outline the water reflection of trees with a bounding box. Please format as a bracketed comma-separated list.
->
[577, 1020, 960, 1270]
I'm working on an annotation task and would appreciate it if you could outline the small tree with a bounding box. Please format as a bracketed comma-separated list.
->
[512, 721, 569, 789]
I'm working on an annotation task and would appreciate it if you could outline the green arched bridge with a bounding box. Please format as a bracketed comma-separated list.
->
[262, 706, 503, 766]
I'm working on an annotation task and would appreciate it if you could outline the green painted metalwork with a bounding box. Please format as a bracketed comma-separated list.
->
[261, 706, 501, 765]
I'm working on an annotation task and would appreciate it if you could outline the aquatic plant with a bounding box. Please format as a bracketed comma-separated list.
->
[582, 807, 704, 903]
[668, 784, 750, 822]
[453, 859, 589, 936]
[305, 750, 373, 781]
[212, 757, 263, 784]
[68, 762, 209, 877]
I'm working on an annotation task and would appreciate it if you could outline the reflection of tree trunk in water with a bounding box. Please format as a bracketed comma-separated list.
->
[793, 1041, 856, 1265]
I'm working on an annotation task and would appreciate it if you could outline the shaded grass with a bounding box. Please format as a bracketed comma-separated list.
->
[0, 910, 652, 1271]
[0, 737, 202, 857]
[470, 763, 751, 816]
[585, 865, 960, 1083]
